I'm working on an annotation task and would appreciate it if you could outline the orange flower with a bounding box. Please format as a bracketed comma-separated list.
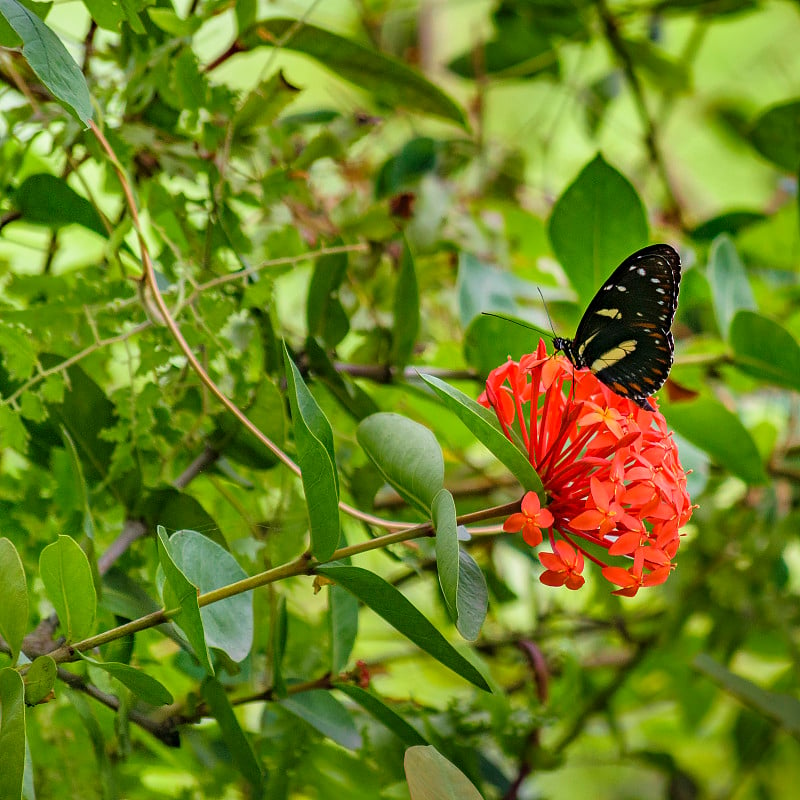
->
[479, 339, 694, 594]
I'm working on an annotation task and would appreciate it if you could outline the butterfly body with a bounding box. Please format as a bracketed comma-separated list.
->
[553, 244, 681, 411]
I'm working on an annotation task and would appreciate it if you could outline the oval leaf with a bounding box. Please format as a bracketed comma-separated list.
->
[749, 99, 800, 172]
[0, 668, 25, 800]
[420, 374, 542, 492]
[156, 526, 214, 675]
[664, 397, 767, 485]
[77, 652, 173, 706]
[548, 154, 648, 308]
[39, 534, 96, 643]
[202, 676, 264, 791]
[357, 412, 444, 515]
[283, 343, 341, 561]
[241, 19, 466, 127]
[165, 530, 254, 664]
[433, 489, 459, 621]
[23, 655, 56, 706]
[707, 235, 756, 338]
[0, 0, 93, 124]
[455, 549, 488, 643]
[316, 564, 490, 692]
[729, 310, 800, 391]
[0, 538, 27, 665]
[280, 689, 362, 751]
[404, 745, 483, 800]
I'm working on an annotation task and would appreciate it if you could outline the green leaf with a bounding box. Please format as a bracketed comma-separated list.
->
[749, 99, 800, 172]
[336, 684, 428, 746]
[420, 374, 542, 492]
[404, 745, 483, 800]
[60, 425, 96, 546]
[164, 530, 254, 663]
[548, 154, 648, 308]
[0, 668, 25, 800]
[80, 0, 124, 31]
[690, 210, 766, 242]
[0, 0, 93, 124]
[456, 251, 543, 330]
[330, 584, 359, 674]
[76, 652, 173, 706]
[156, 526, 214, 675]
[316, 564, 490, 692]
[433, 489, 459, 621]
[694, 654, 800, 736]
[448, 17, 557, 79]
[306, 245, 350, 348]
[623, 38, 690, 92]
[280, 689, 362, 751]
[305, 338, 380, 421]
[202, 676, 265, 791]
[375, 137, 438, 198]
[664, 397, 767, 485]
[23, 655, 56, 706]
[0, 404, 29, 453]
[357, 412, 444, 516]
[272, 595, 288, 698]
[463, 313, 535, 377]
[283, 344, 341, 561]
[391, 239, 420, 368]
[729, 310, 800, 391]
[707, 235, 756, 337]
[455, 548, 488, 643]
[233, 70, 301, 138]
[146, 7, 202, 36]
[0, 538, 27, 665]
[241, 19, 466, 127]
[39, 534, 96, 643]
[13, 174, 106, 236]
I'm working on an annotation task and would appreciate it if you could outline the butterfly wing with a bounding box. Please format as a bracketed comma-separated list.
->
[569, 244, 681, 408]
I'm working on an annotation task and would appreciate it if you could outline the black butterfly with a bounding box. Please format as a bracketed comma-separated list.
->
[553, 244, 681, 411]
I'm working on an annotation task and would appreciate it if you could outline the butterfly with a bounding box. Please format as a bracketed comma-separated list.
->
[552, 244, 681, 411]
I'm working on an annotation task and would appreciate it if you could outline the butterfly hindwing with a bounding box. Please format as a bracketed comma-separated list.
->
[555, 244, 681, 410]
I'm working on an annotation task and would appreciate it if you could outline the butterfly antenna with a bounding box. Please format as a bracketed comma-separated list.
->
[537, 288, 558, 342]
[480, 312, 552, 340]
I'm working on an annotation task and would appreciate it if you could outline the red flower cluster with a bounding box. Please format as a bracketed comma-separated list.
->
[479, 340, 694, 596]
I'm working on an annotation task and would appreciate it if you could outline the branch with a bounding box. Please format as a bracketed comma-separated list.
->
[44, 500, 518, 664]
[595, 0, 685, 229]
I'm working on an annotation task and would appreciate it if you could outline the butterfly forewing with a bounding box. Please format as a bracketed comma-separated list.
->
[557, 244, 681, 409]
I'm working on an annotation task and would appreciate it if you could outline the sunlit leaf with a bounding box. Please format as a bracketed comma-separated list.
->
[357, 412, 444, 515]
[283, 344, 341, 561]
[549, 154, 648, 308]
[0, 538, 27, 665]
[404, 745, 483, 800]
[39, 534, 96, 643]
[316, 564, 490, 692]
[0, 668, 25, 800]
[0, 0, 92, 123]
[729, 310, 800, 391]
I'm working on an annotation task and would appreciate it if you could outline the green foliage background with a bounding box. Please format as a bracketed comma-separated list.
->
[0, 0, 799, 798]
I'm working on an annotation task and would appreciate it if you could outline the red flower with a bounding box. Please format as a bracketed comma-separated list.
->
[479, 339, 694, 594]
[503, 491, 554, 547]
[539, 540, 585, 590]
